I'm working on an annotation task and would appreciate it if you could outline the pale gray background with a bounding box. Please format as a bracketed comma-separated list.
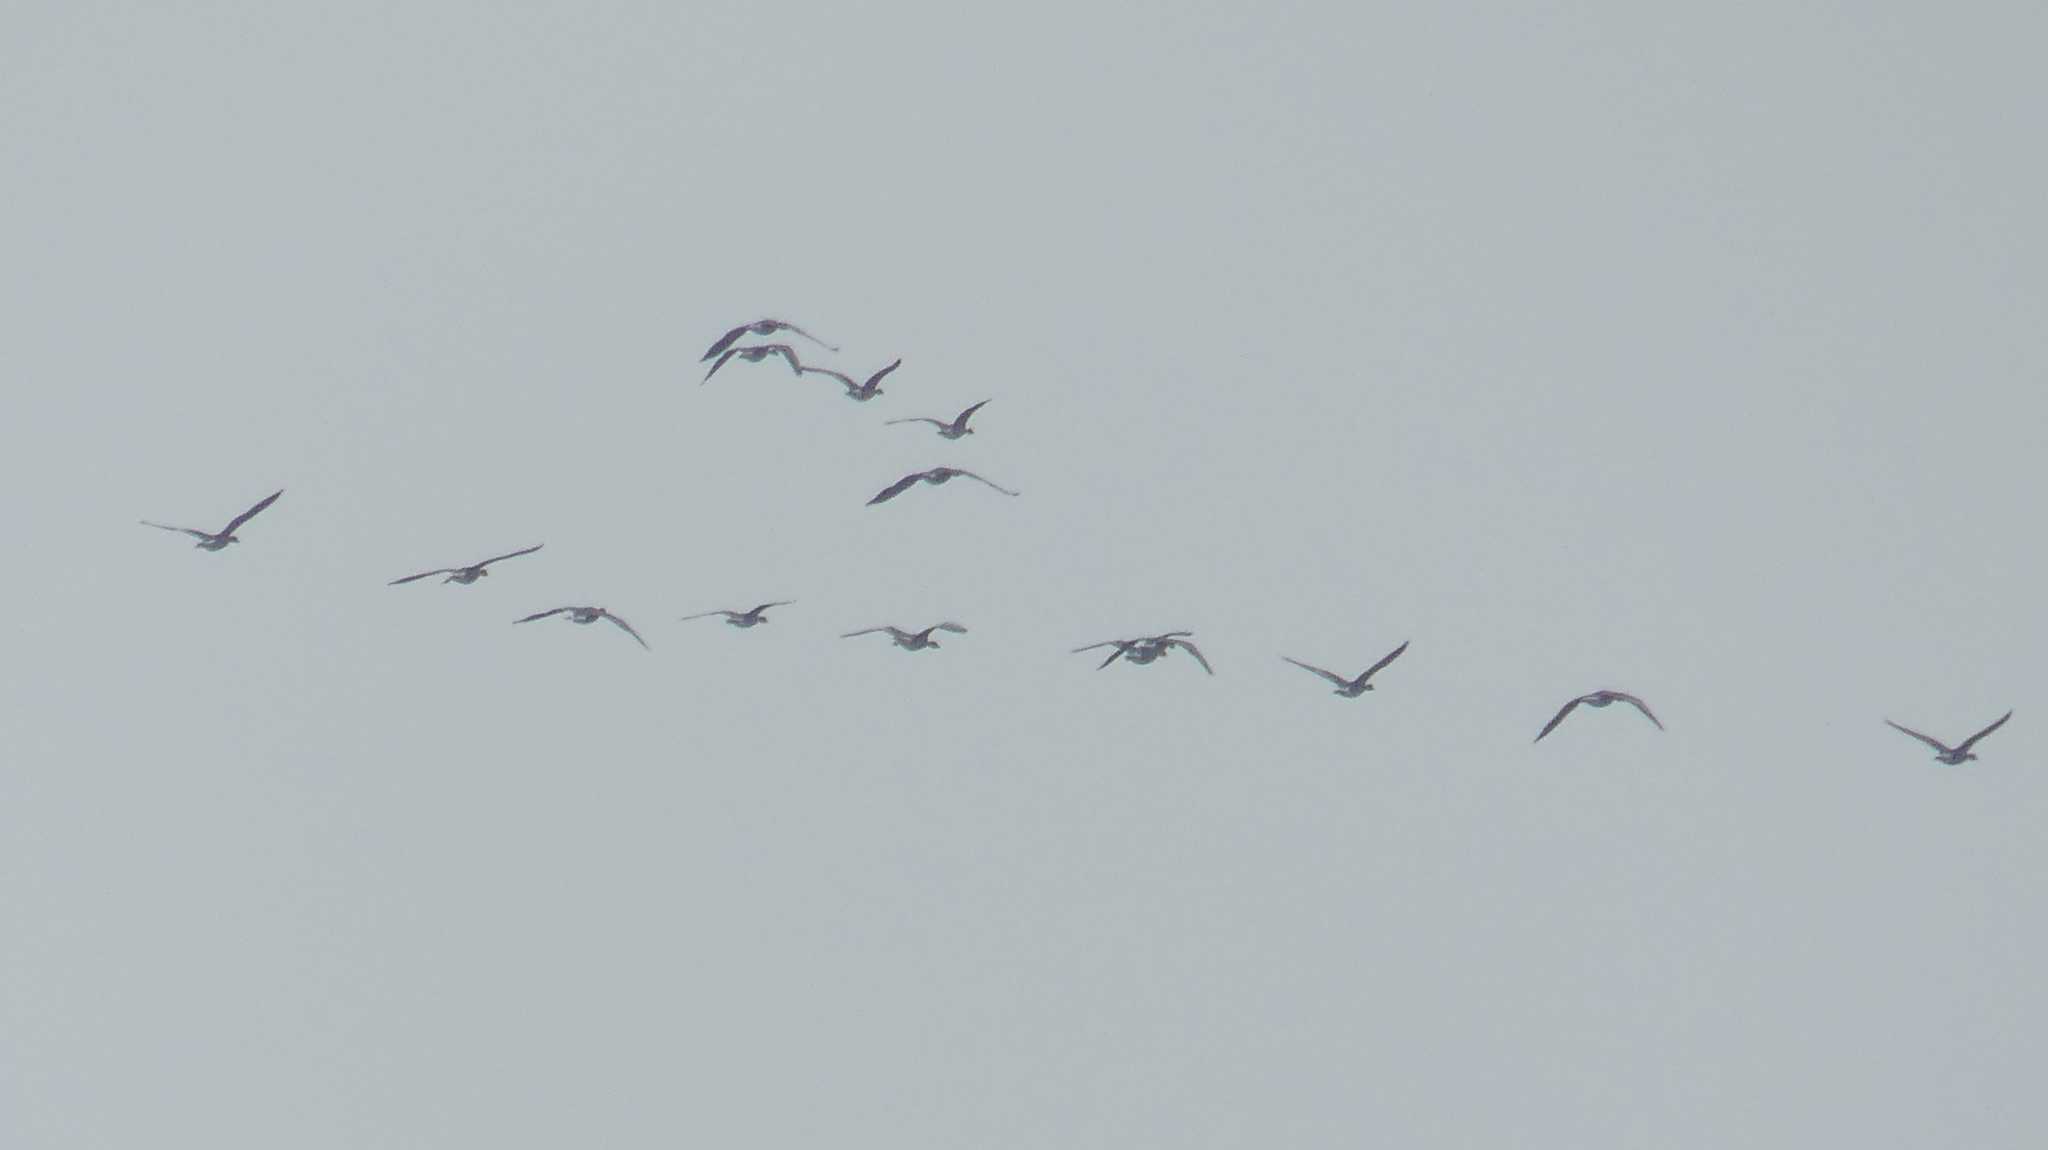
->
[4, 1, 2045, 1145]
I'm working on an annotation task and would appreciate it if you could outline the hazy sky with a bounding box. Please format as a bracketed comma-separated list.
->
[4, 1, 2046, 1145]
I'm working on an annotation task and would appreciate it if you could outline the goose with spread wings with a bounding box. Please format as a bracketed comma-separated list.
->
[141, 489, 284, 551]
[886, 399, 991, 438]
[800, 357, 901, 402]
[1073, 632, 1213, 674]
[1883, 710, 2012, 764]
[1533, 690, 1663, 742]
[701, 318, 837, 363]
[389, 544, 544, 586]
[679, 601, 794, 629]
[841, 622, 967, 651]
[514, 606, 650, 649]
[702, 343, 805, 383]
[867, 466, 1019, 506]
[1281, 641, 1410, 697]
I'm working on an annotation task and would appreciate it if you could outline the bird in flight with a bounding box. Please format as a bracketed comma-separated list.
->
[1074, 632, 1213, 674]
[679, 601, 794, 629]
[800, 358, 901, 402]
[841, 622, 967, 651]
[867, 466, 1020, 506]
[1534, 690, 1663, 742]
[389, 544, 544, 586]
[886, 399, 992, 439]
[1883, 710, 2012, 764]
[515, 606, 650, 649]
[703, 343, 805, 383]
[701, 319, 837, 363]
[1281, 641, 1410, 697]
[141, 489, 284, 551]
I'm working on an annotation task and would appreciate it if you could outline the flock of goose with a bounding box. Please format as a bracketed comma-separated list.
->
[141, 317, 2014, 760]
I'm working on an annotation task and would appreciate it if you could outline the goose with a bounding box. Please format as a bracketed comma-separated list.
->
[1884, 710, 2012, 764]
[1281, 641, 1410, 697]
[389, 544, 544, 586]
[885, 399, 991, 438]
[1074, 632, 1213, 674]
[141, 489, 283, 551]
[679, 601, 794, 629]
[841, 622, 967, 651]
[702, 343, 805, 383]
[1534, 690, 1663, 743]
[867, 467, 1020, 506]
[800, 358, 901, 402]
[701, 319, 837, 362]
[515, 606, 650, 649]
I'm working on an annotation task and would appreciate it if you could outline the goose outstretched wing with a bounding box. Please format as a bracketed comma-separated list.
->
[1957, 709, 2013, 752]
[1163, 638, 1214, 674]
[1534, 697, 1586, 743]
[601, 612, 651, 649]
[220, 489, 284, 536]
[1281, 656, 1351, 687]
[1608, 691, 1664, 730]
[867, 472, 927, 505]
[389, 566, 461, 585]
[1364, 640, 1411, 679]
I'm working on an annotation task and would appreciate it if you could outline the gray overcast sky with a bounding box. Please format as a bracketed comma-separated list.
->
[4, 1, 2046, 1145]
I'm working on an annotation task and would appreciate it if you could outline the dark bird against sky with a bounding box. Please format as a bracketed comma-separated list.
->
[867, 466, 1020, 506]
[515, 606, 650, 649]
[679, 601, 794, 629]
[700, 319, 837, 363]
[886, 398, 992, 439]
[801, 358, 902, 402]
[389, 544, 544, 586]
[141, 489, 284, 552]
[841, 622, 968, 651]
[1883, 710, 2012, 764]
[703, 343, 805, 383]
[1533, 690, 1664, 743]
[1281, 641, 1410, 697]
[1074, 632, 1213, 674]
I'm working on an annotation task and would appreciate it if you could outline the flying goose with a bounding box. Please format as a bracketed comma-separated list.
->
[1534, 690, 1663, 743]
[389, 544, 544, 586]
[515, 606, 650, 649]
[1282, 641, 1410, 697]
[702, 343, 805, 383]
[886, 399, 992, 438]
[800, 358, 901, 402]
[679, 601, 794, 629]
[701, 319, 837, 362]
[841, 622, 967, 651]
[1884, 710, 2012, 764]
[1073, 632, 1213, 674]
[867, 466, 1020, 506]
[141, 489, 284, 551]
